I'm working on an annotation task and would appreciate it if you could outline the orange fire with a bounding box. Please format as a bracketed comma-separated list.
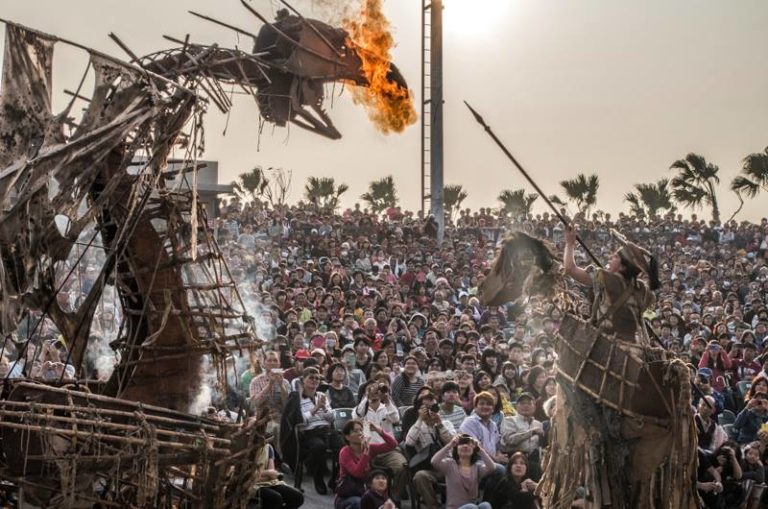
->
[344, 0, 417, 134]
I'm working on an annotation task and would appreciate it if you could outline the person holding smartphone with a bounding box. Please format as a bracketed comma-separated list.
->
[698, 340, 732, 393]
[355, 381, 407, 500]
[280, 367, 338, 494]
[733, 392, 768, 444]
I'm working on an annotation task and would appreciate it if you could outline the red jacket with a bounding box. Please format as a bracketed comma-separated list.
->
[337, 430, 397, 481]
[698, 350, 732, 391]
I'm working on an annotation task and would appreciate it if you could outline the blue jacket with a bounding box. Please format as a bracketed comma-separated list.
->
[733, 408, 768, 444]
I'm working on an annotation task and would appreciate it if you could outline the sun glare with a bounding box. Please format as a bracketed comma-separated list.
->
[443, 0, 513, 37]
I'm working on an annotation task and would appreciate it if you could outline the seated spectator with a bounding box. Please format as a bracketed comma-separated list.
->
[430, 434, 495, 509]
[280, 367, 341, 495]
[486, 386, 509, 428]
[355, 382, 407, 499]
[391, 356, 424, 407]
[311, 347, 330, 371]
[483, 451, 539, 509]
[341, 345, 367, 395]
[523, 366, 547, 400]
[39, 341, 76, 381]
[353, 336, 373, 376]
[336, 420, 398, 509]
[695, 395, 728, 453]
[471, 371, 493, 396]
[247, 442, 304, 509]
[500, 393, 544, 480]
[437, 338, 456, 370]
[692, 369, 725, 416]
[534, 377, 557, 422]
[283, 352, 309, 384]
[326, 362, 357, 409]
[744, 374, 768, 404]
[360, 470, 397, 509]
[439, 381, 468, 431]
[493, 384, 517, 418]
[400, 386, 436, 438]
[456, 369, 476, 413]
[425, 362, 448, 392]
[290, 357, 320, 392]
[712, 443, 744, 507]
[733, 393, 768, 444]
[250, 351, 291, 444]
[240, 350, 263, 399]
[460, 391, 508, 478]
[733, 342, 761, 384]
[406, 392, 457, 509]
[479, 349, 501, 380]
[699, 340, 732, 392]
[740, 442, 765, 484]
[493, 362, 519, 395]
[697, 448, 724, 509]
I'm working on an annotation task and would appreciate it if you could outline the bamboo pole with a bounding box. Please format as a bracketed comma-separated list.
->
[0, 421, 230, 455]
[13, 382, 216, 423]
[0, 399, 221, 432]
[0, 409, 231, 446]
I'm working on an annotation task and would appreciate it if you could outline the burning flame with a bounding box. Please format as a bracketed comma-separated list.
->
[344, 0, 417, 134]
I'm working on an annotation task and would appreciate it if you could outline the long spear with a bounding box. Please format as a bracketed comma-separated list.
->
[463, 101, 602, 267]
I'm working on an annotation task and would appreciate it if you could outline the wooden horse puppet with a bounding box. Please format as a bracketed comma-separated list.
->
[478, 229, 699, 508]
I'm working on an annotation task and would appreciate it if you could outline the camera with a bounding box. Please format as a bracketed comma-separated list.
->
[429, 403, 440, 414]
[458, 434, 472, 445]
[378, 383, 389, 394]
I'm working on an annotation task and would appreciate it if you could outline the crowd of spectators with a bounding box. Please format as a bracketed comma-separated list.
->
[3, 197, 768, 508]
[213, 199, 768, 509]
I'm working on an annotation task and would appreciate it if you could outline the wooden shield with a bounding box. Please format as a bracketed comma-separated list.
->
[556, 314, 674, 422]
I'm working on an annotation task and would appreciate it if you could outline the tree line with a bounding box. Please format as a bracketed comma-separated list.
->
[231, 147, 768, 221]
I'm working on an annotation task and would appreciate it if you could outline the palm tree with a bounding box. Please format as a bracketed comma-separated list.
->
[443, 184, 468, 221]
[730, 147, 768, 220]
[669, 153, 721, 222]
[304, 176, 349, 211]
[498, 189, 538, 218]
[624, 193, 646, 218]
[559, 173, 599, 216]
[623, 178, 676, 218]
[231, 166, 268, 203]
[262, 167, 293, 207]
[360, 175, 398, 213]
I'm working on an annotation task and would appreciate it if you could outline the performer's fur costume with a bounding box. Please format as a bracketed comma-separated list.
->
[480, 231, 699, 509]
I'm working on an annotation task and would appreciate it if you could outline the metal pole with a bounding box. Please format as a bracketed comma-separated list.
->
[430, 0, 445, 242]
[420, 0, 427, 216]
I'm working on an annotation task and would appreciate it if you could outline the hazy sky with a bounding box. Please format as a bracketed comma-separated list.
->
[3, 0, 767, 221]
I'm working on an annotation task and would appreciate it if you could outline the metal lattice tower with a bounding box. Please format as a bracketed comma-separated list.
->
[421, 0, 444, 241]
